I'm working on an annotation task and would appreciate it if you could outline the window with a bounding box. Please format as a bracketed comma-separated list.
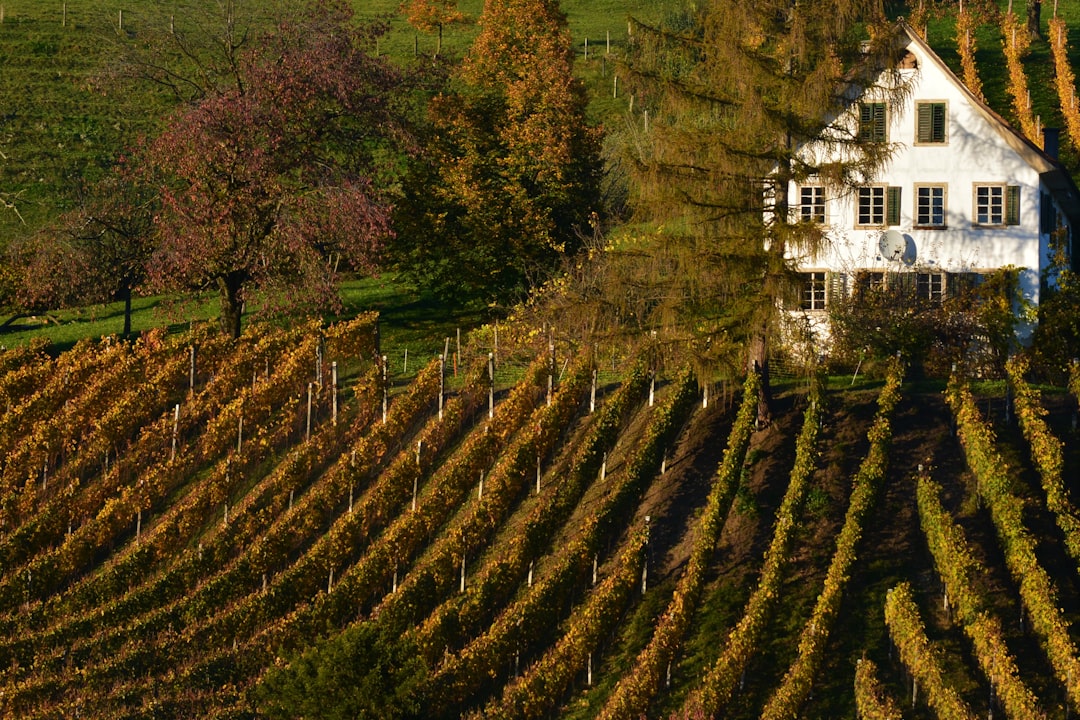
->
[915, 184, 947, 228]
[800, 271, 827, 310]
[857, 186, 901, 227]
[859, 102, 887, 142]
[800, 186, 826, 223]
[916, 272, 945, 301]
[915, 102, 947, 144]
[974, 184, 1020, 226]
[856, 270, 885, 295]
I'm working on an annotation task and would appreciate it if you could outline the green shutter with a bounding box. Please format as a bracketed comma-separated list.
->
[1006, 185, 1020, 225]
[917, 103, 946, 143]
[917, 104, 932, 143]
[827, 271, 846, 307]
[873, 103, 886, 142]
[887, 186, 901, 225]
[932, 103, 946, 142]
[860, 102, 886, 142]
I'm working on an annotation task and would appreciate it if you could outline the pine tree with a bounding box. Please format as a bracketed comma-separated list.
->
[610, 0, 908, 422]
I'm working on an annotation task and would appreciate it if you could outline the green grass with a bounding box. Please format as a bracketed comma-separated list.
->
[0, 274, 487, 364]
[0, 0, 676, 243]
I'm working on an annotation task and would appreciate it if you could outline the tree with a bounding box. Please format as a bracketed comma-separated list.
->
[255, 621, 427, 720]
[1028, 0, 1042, 39]
[6, 165, 155, 337]
[601, 1, 907, 423]
[143, 1, 410, 337]
[401, 0, 468, 57]
[391, 0, 603, 306]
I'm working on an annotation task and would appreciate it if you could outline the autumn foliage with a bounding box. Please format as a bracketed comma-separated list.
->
[144, 1, 411, 337]
[393, 0, 603, 304]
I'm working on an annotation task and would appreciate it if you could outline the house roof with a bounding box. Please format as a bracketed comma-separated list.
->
[901, 22, 1080, 231]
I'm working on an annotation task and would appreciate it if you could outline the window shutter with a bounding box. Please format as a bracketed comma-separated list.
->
[1040, 192, 1057, 234]
[1006, 185, 1020, 225]
[932, 104, 946, 142]
[917, 104, 932, 143]
[887, 186, 902, 225]
[860, 103, 886, 142]
[827, 271, 846, 307]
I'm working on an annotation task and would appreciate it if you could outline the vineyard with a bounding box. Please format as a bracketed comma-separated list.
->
[0, 317, 1075, 719]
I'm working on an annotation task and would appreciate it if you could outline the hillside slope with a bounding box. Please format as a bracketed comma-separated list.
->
[0, 320, 1077, 718]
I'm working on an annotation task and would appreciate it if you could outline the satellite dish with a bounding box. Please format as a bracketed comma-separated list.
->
[878, 229, 906, 262]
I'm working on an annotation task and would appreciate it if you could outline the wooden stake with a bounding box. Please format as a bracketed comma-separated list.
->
[306, 382, 313, 442]
[382, 355, 388, 423]
[488, 353, 495, 419]
[331, 361, 338, 426]
[171, 403, 180, 460]
[590, 368, 597, 413]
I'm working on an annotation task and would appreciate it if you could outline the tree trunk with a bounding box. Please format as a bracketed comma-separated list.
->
[748, 324, 773, 427]
[217, 272, 245, 339]
[121, 285, 133, 338]
[1028, 0, 1042, 39]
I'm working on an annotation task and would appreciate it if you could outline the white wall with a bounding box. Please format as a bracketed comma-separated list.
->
[791, 41, 1046, 308]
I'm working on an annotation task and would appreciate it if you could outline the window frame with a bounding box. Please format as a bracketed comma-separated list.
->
[855, 185, 900, 228]
[799, 271, 828, 311]
[799, 185, 826, 224]
[914, 184, 948, 229]
[973, 184, 1020, 227]
[916, 271, 945, 302]
[914, 101, 948, 145]
[855, 270, 886, 296]
[856, 185, 887, 228]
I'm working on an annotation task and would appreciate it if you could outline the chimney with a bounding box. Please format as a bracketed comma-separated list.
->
[1043, 127, 1061, 160]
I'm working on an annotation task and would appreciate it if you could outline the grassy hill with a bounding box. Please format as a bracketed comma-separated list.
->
[0, 319, 1076, 718]
[6, 0, 1079, 246]
[0, 0, 675, 246]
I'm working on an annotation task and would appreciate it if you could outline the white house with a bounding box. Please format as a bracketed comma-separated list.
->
[790, 24, 1080, 340]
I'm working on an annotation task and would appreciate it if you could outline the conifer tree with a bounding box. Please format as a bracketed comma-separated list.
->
[608, 0, 908, 422]
[392, 0, 602, 305]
